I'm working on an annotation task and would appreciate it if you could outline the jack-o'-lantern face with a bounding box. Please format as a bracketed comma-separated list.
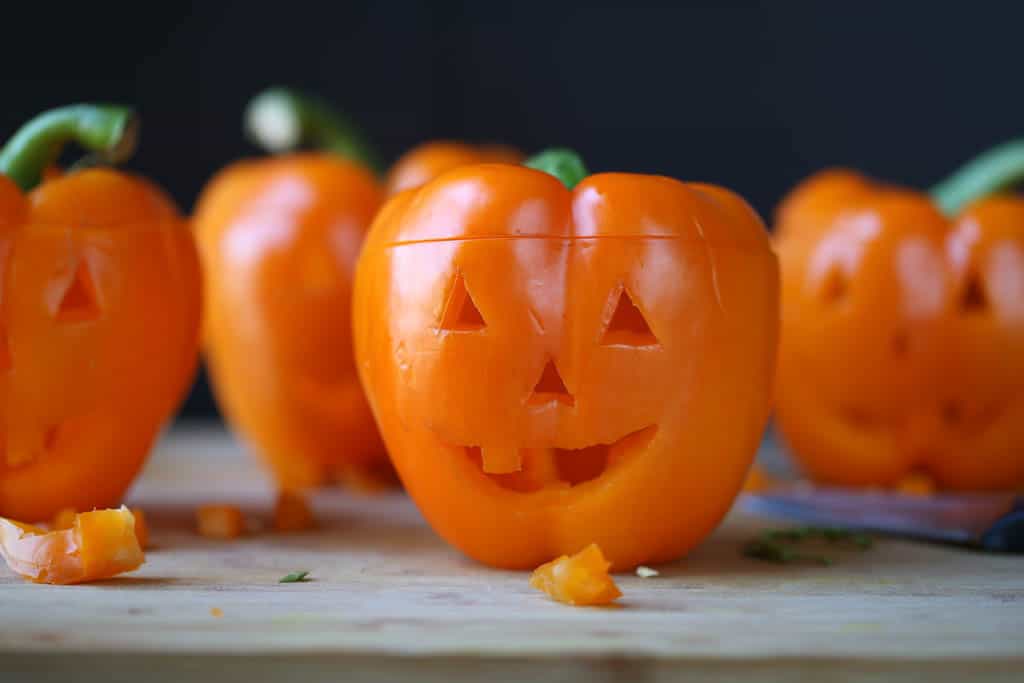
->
[354, 164, 778, 569]
[939, 197, 1024, 487]
[0, 170, 200, 522]
[395, 232, 670, 486]
[775, 172, 1024, 490]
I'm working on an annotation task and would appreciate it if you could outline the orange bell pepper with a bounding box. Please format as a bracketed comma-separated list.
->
[0, 506, 144, 584]
[775, 141, 1024, 490]
[353, 148, 779, 570]
[0, 105, 200, 522]
[195, 89, 520, 490]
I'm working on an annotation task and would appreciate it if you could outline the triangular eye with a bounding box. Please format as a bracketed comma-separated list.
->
[528, 358, 574, 407]
[601, 287, 658, 347]
[439, 272, 485, 331]
[56, 262, 101, 323]
[960, 270, 988, 313]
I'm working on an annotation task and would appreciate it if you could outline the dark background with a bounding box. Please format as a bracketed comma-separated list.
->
[3, 1, 1021, 419]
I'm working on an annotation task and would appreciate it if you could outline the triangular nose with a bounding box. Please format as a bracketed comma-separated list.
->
[528, 359, 574, 407]
[56, 262, 101, 323]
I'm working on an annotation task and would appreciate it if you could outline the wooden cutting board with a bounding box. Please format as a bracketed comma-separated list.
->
[2, 426, 1022, 682]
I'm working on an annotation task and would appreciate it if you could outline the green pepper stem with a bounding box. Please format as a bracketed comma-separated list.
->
[245, 88, 382, 174]
[524, 148, 589, 189]
[930, 139, 1024, 215]
[0, 105, 138, 192]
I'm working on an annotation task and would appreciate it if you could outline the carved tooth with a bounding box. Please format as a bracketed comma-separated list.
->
[480, 445, 522, 474]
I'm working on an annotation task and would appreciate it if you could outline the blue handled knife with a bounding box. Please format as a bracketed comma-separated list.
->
[742, 486, 1024, 553]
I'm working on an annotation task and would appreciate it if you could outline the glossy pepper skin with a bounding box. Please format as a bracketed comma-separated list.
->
[195, 154, 386, 488]
[775, 153, 1024, 491]
[0, 106, 201, 521]
[194, 89, 521, 490]
[386, 141, 523, 195]
[353, 152, 779, 570]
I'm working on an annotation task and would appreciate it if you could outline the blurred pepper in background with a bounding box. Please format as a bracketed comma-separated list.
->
[194, 89, 521, 491]
[774, 141, 1024, 491]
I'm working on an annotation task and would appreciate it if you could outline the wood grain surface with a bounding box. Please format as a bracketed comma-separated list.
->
[2, 426, 1022, 682]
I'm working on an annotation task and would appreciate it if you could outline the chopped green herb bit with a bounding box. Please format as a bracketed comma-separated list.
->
[851, 534, 874, 549]
[742, 526, 873, 565]
[279, 570, 311, 583]
[742, 539, 831, 566]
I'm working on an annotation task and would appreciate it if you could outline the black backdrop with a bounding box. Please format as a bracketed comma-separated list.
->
[3, 0, 1021, 418]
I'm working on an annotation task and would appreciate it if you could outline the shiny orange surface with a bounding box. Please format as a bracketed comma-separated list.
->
[0, 170, 200, 521]
[530, 543, 621, 606]
[0, 506, 144, 584]
[385, 141, 523, 195]
[194, 154, 386, 489]
[775, 172, 1024, 490]
[354, 164, 779, 570]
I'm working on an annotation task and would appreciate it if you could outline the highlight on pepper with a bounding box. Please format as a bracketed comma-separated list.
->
[0, 507, 144, 585]
[774, 139, 1024, 491]
[530, 544, 622, 606]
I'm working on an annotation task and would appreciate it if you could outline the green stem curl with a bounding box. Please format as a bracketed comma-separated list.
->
[930, 139, 1024, 215]
[245, 88, 382, 174]
[525, 148, 589, 189]
[0, 105, 138, 192]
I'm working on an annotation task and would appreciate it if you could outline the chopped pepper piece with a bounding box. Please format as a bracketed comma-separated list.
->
[272, 491, 315, 532]
[896, 472, 936, 497]
[0, 506, 144, 584]
[530, 543, 622, 606]
[196, 504, 246, 539]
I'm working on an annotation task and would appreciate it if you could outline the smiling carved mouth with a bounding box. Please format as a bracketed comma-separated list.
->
[462, 425, 658, 493]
